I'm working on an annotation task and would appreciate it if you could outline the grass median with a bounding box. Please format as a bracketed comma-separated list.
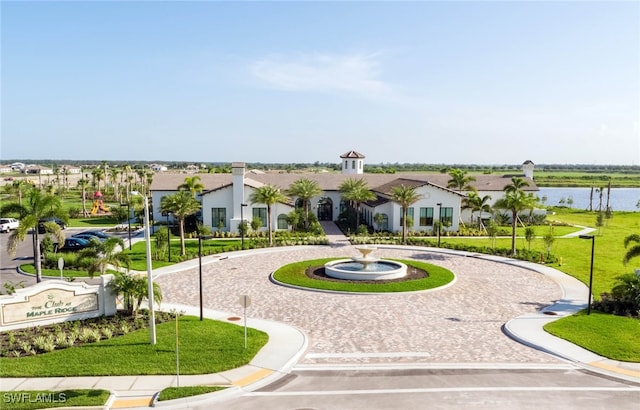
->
[272, 258, 454, 293]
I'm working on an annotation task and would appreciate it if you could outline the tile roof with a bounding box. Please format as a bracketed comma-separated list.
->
[151, 171, 538, 194]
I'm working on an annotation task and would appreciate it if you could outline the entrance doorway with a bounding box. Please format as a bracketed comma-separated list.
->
[317, 197, 333, 221]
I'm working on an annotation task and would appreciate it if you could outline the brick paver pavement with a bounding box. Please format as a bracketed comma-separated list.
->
[155, 244, 564, 366]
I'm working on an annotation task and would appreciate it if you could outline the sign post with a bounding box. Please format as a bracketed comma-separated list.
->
[239, 295, 251, 349]
[57, 257, 64, 280]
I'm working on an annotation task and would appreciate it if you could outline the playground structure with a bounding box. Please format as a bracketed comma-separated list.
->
[90, 191, 110, 215]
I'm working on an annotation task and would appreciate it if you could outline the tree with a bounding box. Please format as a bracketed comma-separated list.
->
[447, 168, 476, 192]
[78, 237, 131, 278]
[543, 226, 555, 258]
[390, 185, 422, 244]
[287, 178, 321, 230]
[77, 177, 90, 217]
[2, 188, 66, 282]
[109, 271, 162, 316]
[623, 234, 640, 266]
[462, 192, 492, 230]
[160, 191, 201, 256]
[178, 176, 205, 198]
[249, 185, 288, 246]
[338, 178, 376, 229]
[494, 177, 534, 255]
[524, 227, 535, 251]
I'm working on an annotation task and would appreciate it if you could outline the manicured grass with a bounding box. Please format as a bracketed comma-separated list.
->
[273, 258, 454, 293]
[544, 312, 640, 362]
[0, 316, 268, 377]
[18, 263, 117, 278]
[0, 389, 110, 410]
[157, 386, 227, 401]
[126, 239, 241, 271]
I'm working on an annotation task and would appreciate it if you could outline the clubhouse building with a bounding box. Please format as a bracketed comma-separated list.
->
[149, 151, 538, 234]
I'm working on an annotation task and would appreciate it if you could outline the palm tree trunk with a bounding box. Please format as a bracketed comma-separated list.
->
[511, 210, 518, 255]
[402, 207, 407, 244]
[267, 206, 273, 246]
[32, 231, 42, 283]
[179, 218, 186, 255]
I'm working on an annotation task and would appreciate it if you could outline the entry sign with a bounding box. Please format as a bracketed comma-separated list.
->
[239, 295, 251, 308]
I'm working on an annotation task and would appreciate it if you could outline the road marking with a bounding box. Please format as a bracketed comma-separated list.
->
[110, 396, 154, 408]
[246, 386, 640, 397]
[589, 361, 640, 378]
[232, 368, 273, 387]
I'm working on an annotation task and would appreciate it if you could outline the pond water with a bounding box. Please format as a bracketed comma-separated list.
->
[537, 187, 640, 212]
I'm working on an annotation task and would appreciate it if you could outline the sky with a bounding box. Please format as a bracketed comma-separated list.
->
[1, 1, 639, 165]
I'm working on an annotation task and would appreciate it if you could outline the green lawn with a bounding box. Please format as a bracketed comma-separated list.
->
[544, 312, 640, 362]
[0, 316, 268, 377]
[158, 386, 226, 401]
[273, 258, 454, 293]
[125, 239, 241, 271]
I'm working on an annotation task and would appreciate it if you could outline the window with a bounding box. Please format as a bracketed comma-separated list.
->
[376, 213, 389, 231]
[440, 207, 453, 226]
[352, 160, 356, 169]
[419, 207, 434, 226]
[253, 208, 267, 227]
[211, 208, 226, 229]
[400, 207, 414, 227]
[277, 214, 288, 229]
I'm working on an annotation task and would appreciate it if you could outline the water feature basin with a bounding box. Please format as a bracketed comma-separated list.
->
[324, 246, 408, 281]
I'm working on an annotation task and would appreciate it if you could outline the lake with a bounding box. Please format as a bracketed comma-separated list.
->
[537, 187, 640, 212]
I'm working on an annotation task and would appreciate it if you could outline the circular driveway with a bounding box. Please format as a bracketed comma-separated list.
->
[155, 245, 564, 365]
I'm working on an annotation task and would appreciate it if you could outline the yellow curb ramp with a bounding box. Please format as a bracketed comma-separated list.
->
[231, 368, 273, 387]
[588, 361, 640, 379]
[110, 396, 154, 408]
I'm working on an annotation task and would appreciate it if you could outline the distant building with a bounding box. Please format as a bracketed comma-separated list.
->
[151, 164, 168, 172]
[24, 165, 53, 175]
[151, 151, 539, 235]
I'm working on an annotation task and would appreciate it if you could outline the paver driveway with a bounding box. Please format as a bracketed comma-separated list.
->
[155, 245, 564, 365]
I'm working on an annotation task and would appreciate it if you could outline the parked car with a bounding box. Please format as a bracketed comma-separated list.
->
[72, 233, 105, 243]
[55, 237, 90, 253]
[72, 230, 111, 241]
[0, 218, 20, 233]
[37, 218, 67, 234]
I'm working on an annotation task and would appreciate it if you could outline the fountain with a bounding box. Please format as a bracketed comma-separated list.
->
[324, 245, 408, 281]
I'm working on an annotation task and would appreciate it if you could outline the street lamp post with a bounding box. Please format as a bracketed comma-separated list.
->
[164, 211, 172, 262]
[436, 202, 442, 247]
[240, 203, 248, 250]
[579, 234, 596, 315]
[120, 202, 132, 250]
[198, 234, 214, 321]
[141, 194, 156, 344]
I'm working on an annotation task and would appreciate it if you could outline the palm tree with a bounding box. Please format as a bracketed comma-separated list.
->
[178, 176, 205, 198]
[338, 178, 376, 229]
[77, 177, 90, 217]
[160, 191, 201, 256]
[249, 185, 289, 246]
[78, 237, 130, 278]
[91, 167, 105, 192]
[109, 167, 121, 200]
[447, 169, 476, 192]
[463, 192, 492, 230]
[7, 179, 30, 205]
[109, 271, 162, 316]
[623, 234, 640, 266]
[287, 178, 321, 230]
[2, 188, 66, 282]
[391, 185, 422, 244]
[493, 176, 535, 255]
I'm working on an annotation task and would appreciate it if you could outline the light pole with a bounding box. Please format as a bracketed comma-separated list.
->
[198, 233, 214, 321]
[436, 202, 442, 247]
[131, 191, 156, 344]
[164, 211, 172, 262]
[579, 234, 596, 315]
[120, 202, 132, 250]
[240, 203, 248, 250]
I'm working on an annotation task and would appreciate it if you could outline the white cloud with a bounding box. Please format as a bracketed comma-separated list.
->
[250, 52, 391, 98]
